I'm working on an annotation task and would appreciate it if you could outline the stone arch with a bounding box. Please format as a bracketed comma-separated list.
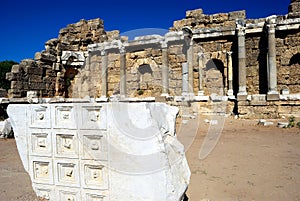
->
[61, 51, 86, 98]
[205, 58, 225, 96]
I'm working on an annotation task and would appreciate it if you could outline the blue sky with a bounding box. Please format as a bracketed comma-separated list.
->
[0, 0, 290, 62]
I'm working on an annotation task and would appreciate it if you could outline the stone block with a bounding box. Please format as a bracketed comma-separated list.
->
[251, 94, 267, 105]
[267, 93, 280, 101]
[237, 94, 248, 101]
[20, 59, 37, 67]
[11, 64, 20, 73]
[24, 67, 43, 75]
[6, 72, 22, 81]
[40, 52, 57, 62]
[186, 8, 203, 18]
[228, 10, 246, 20]
[7, 102, 190, 201]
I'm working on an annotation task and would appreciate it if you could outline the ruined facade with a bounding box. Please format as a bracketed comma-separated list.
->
[6, 0, 300, 118]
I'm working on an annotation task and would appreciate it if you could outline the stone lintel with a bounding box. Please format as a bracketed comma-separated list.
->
[276, 23, 300, 30]
[61, 51, 87, 65]
[245, 27, 263, 34]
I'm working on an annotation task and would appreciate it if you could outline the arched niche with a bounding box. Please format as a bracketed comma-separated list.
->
[205, 58, 225, 96]
[61, 51, 86, 98]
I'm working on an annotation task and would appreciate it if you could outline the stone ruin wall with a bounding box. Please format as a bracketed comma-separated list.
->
[72, 45, 188, 98]
[5, 0, 300, 119]
[6, 18, 117, 98]
[276, 30, 300, 94]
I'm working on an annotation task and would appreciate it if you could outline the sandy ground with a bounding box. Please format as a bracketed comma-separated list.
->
[0, 117, 299, 201]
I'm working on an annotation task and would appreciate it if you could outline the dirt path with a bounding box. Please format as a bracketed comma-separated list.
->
[0, 139, 38, 201]
[0, 117, 299, 201]
[185, 117, 300, 201]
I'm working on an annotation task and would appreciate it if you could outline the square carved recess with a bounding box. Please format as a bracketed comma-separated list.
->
[84, 189, 109, 201]
[30, 131, 52, 157]
[54, 105, 77, 129]
[33, 184, 54, 201]
[79, 105, 107, 130]
[55, 160, 80, 187]
[30, 158, 53, 185]
[30, 105, 51, 128]
[54, 131, 79, 158]
[81, 160, 109, 190]
[81, 131, 108, 161]
[57, 187, 80, 201]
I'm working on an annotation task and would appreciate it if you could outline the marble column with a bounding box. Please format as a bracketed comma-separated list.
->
[55, 72, 61, 97]
[161, 42, 169, 96]
[198, 53, 204, 96]
[120, 47, 126, 98]
[101, 50, 108, 98]
[236, 20, 247, 99]
[266, 16, 279, 100]
[182, 62, 189, 95]
[227, 51, 234, 96]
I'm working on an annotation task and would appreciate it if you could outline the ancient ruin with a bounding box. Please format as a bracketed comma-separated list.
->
[8, 102, 190, 201]
[4, 0, 300, 118]
[2, 1, 300, 200]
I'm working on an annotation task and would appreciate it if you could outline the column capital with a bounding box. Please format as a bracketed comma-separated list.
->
[267, 23, 276, 33]
[119, 46, 126, 54]
[227, 51, 233, 56]
[101, 50, 107, 56]
[161, 41, 168, 49]
[236, 19, 246, 36]
[266, 15, 277, 24]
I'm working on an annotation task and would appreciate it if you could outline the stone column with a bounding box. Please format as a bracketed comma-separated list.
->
[187, 39, 194, 96]
[227, 51, 234, 96]
[161, 41, 169, 96]
[101, 50, 108, 98]
[236, 20, 247, 100]
[266, 16, 279, 100]
[120, 47, 127, 98]
[182, 62, 189, 95]
[55, 72, 61, 97]
[198, 53, 204, 96]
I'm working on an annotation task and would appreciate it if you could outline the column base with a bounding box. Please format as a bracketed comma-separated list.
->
[96, 96, 108, 102]
[237, 92, 248, 101]
[227, 89, 234, 96]
[198, 90, 204, 96]
[181, 92, 195, 101]
[267, 91, 279, 101]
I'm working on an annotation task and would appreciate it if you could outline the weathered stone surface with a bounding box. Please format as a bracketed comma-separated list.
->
[7, 102, 190, 201]
[186, 8, 203, 18]
[228, 10, 246, 20]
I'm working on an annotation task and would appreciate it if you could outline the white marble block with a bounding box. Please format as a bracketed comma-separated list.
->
[7, 102, 190, 201]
